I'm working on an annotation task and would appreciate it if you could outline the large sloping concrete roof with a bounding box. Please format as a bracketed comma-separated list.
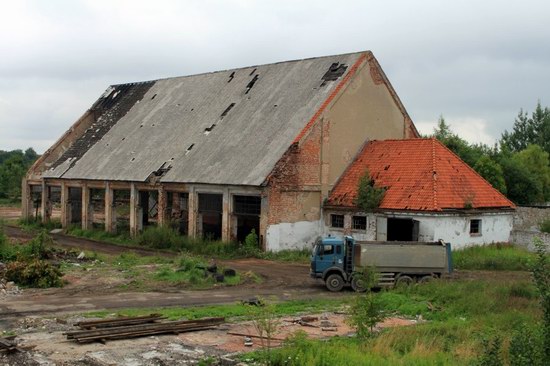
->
[44, 52, 365, 185]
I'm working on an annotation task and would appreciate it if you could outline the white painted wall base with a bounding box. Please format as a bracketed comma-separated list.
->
[266, 220, 321, 252]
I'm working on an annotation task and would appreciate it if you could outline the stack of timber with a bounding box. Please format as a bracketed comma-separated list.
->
[0, 337, 20, 353]
[66, 315, 225, 343]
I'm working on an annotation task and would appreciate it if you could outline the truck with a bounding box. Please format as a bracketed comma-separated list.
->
[310, 236, 453, 292]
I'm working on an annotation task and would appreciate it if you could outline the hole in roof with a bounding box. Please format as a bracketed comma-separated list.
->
[139, 124, 143, 128]
[220, 103, 236, 118]
[245, 75, 259, 94]
[228, 72, 235, 83]
[204, 124, 216, 135]
[191, 108, 194, 111]
[274, 104, 278, 107]
[249, 68, 257, 76]
[111, 90, 120, 99]
[321, 62, 348, 82]
[131, 157, 135, 162]
[185, 143, 195, 155]
[151, 93, 157, 100]
[121, 137, 126, 141]
[151, 123, 155, 127]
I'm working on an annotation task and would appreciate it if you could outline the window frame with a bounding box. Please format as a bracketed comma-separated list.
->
[330, 214, 344, 228]
[352, 215, 367, 231]
[470, 219, 482, 236]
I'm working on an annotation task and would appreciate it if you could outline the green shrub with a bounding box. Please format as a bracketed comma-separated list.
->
[20, 231, 53, 260]
[355, 170, 386, 210]
[0, 228, 17, 261]
[453, 243, 535, 270]
[5, 259, 63, 288]
[135, 226, 184, 249]
[509, 324, 544, 366]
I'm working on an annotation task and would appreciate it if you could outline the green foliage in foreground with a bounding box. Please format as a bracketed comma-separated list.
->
[244, 275, 542, 365]
[453, 243, 536, 271]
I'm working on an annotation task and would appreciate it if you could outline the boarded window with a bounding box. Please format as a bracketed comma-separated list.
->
[331, 214, 344, 228]
[470, 219, 482, 235]
[352, 216, 367, 230]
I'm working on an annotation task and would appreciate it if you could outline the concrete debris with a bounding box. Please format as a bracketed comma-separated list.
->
[77, 252, 85, 260]
[0, 279, 21, 297]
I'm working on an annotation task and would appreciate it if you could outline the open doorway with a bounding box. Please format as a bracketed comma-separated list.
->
[233, 195, 260, 243]
[387, 218, 419, 241]
[68, 187, 82, 224]
[198, 193, 222, 240]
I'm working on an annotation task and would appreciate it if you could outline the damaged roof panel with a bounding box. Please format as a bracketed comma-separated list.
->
[46, 52, 364, 185]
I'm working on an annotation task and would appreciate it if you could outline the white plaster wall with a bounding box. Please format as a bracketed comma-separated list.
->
[266, 220, 321, 251]
[322, 210, 514, 250]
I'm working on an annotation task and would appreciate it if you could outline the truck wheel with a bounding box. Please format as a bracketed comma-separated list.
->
[325, 274, 344, 292]
[395, 275, 414, 287]
[351, 276, 368, 292]
[419, 275, 435, 284]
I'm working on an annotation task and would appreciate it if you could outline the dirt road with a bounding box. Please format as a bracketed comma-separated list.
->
[1, 225, 340, 324]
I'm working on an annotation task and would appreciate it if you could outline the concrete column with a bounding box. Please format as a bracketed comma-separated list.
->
[105, 182, 115, 233]
[21, 179, 31, 220]
[40, 181, 51, 223]
[60, 182, 69, 229]
[129, 183, 139, 237]
[157, 187, 167, 227]
[221, 188, 231, 242]
[259, 193, 269, 251]
[81, 184, 92, 230]
[187, 187, 197, 238]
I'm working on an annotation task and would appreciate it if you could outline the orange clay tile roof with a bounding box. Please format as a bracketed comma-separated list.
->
[327, 138, 515, 211]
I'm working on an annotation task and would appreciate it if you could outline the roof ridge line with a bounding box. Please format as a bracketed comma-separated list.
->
[432, 138, 439, 211]
[292, 53, 368, 144]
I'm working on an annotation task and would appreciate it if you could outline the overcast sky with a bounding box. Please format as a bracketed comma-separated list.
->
[1, 0, 549, 153]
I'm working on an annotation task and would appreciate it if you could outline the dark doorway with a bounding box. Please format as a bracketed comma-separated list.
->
[234, 195, 261, 243]
[199, 193, 223, 240]
[387, 218, 419, 241]
[167, 192, 189, 235]
[68, 187, 82, 224]
[139, 190, 159, 227]
[114, 189, 130, 233]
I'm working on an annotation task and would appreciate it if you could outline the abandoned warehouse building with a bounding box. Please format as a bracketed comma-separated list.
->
[24, 50, 445, 251]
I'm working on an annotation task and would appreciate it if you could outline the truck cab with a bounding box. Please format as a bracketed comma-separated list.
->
[310, 236, 352, 291]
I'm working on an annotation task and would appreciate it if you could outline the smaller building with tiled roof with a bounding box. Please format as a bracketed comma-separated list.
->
[324, 138, 515, 248]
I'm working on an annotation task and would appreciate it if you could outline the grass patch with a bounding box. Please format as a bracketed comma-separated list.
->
[18, 217, 62, 232]
[82, 298, 345, 321]
[242, 275, 543, 365]
[453, 243, 537, 270]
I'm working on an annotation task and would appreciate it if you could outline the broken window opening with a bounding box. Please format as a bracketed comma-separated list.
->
[29, 185, 42, 220]
[90, 188, 106, 230]
[139, 190, 159, 228]
[245, 75, 259, 94]
[233, 195, 261, 243]
[167, 192, 189, 235]
[198, 193, 223, 240]
[470, 219, 482, 235]
[113, 189, 130, 234]
[321, 62, 348, 82]
[220, 103, 236, 118]
[228, 72, 235, 83]
[68, 187, 83, 224]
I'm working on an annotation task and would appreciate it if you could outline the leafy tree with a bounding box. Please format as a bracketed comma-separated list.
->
[513, 144, 550, 201]
[355, 170, 385, 210]
[0, 148, 39, 200]
[473, 156, 507, 194]
[501, 101, 550, 155]
[500, 158, 541, 205]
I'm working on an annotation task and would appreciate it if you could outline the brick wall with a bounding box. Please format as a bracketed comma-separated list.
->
[266, 121, 322, 225]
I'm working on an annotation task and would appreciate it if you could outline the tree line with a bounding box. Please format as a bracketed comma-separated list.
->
[0, 148, 39, 202]
[432, 101, 550, 205]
